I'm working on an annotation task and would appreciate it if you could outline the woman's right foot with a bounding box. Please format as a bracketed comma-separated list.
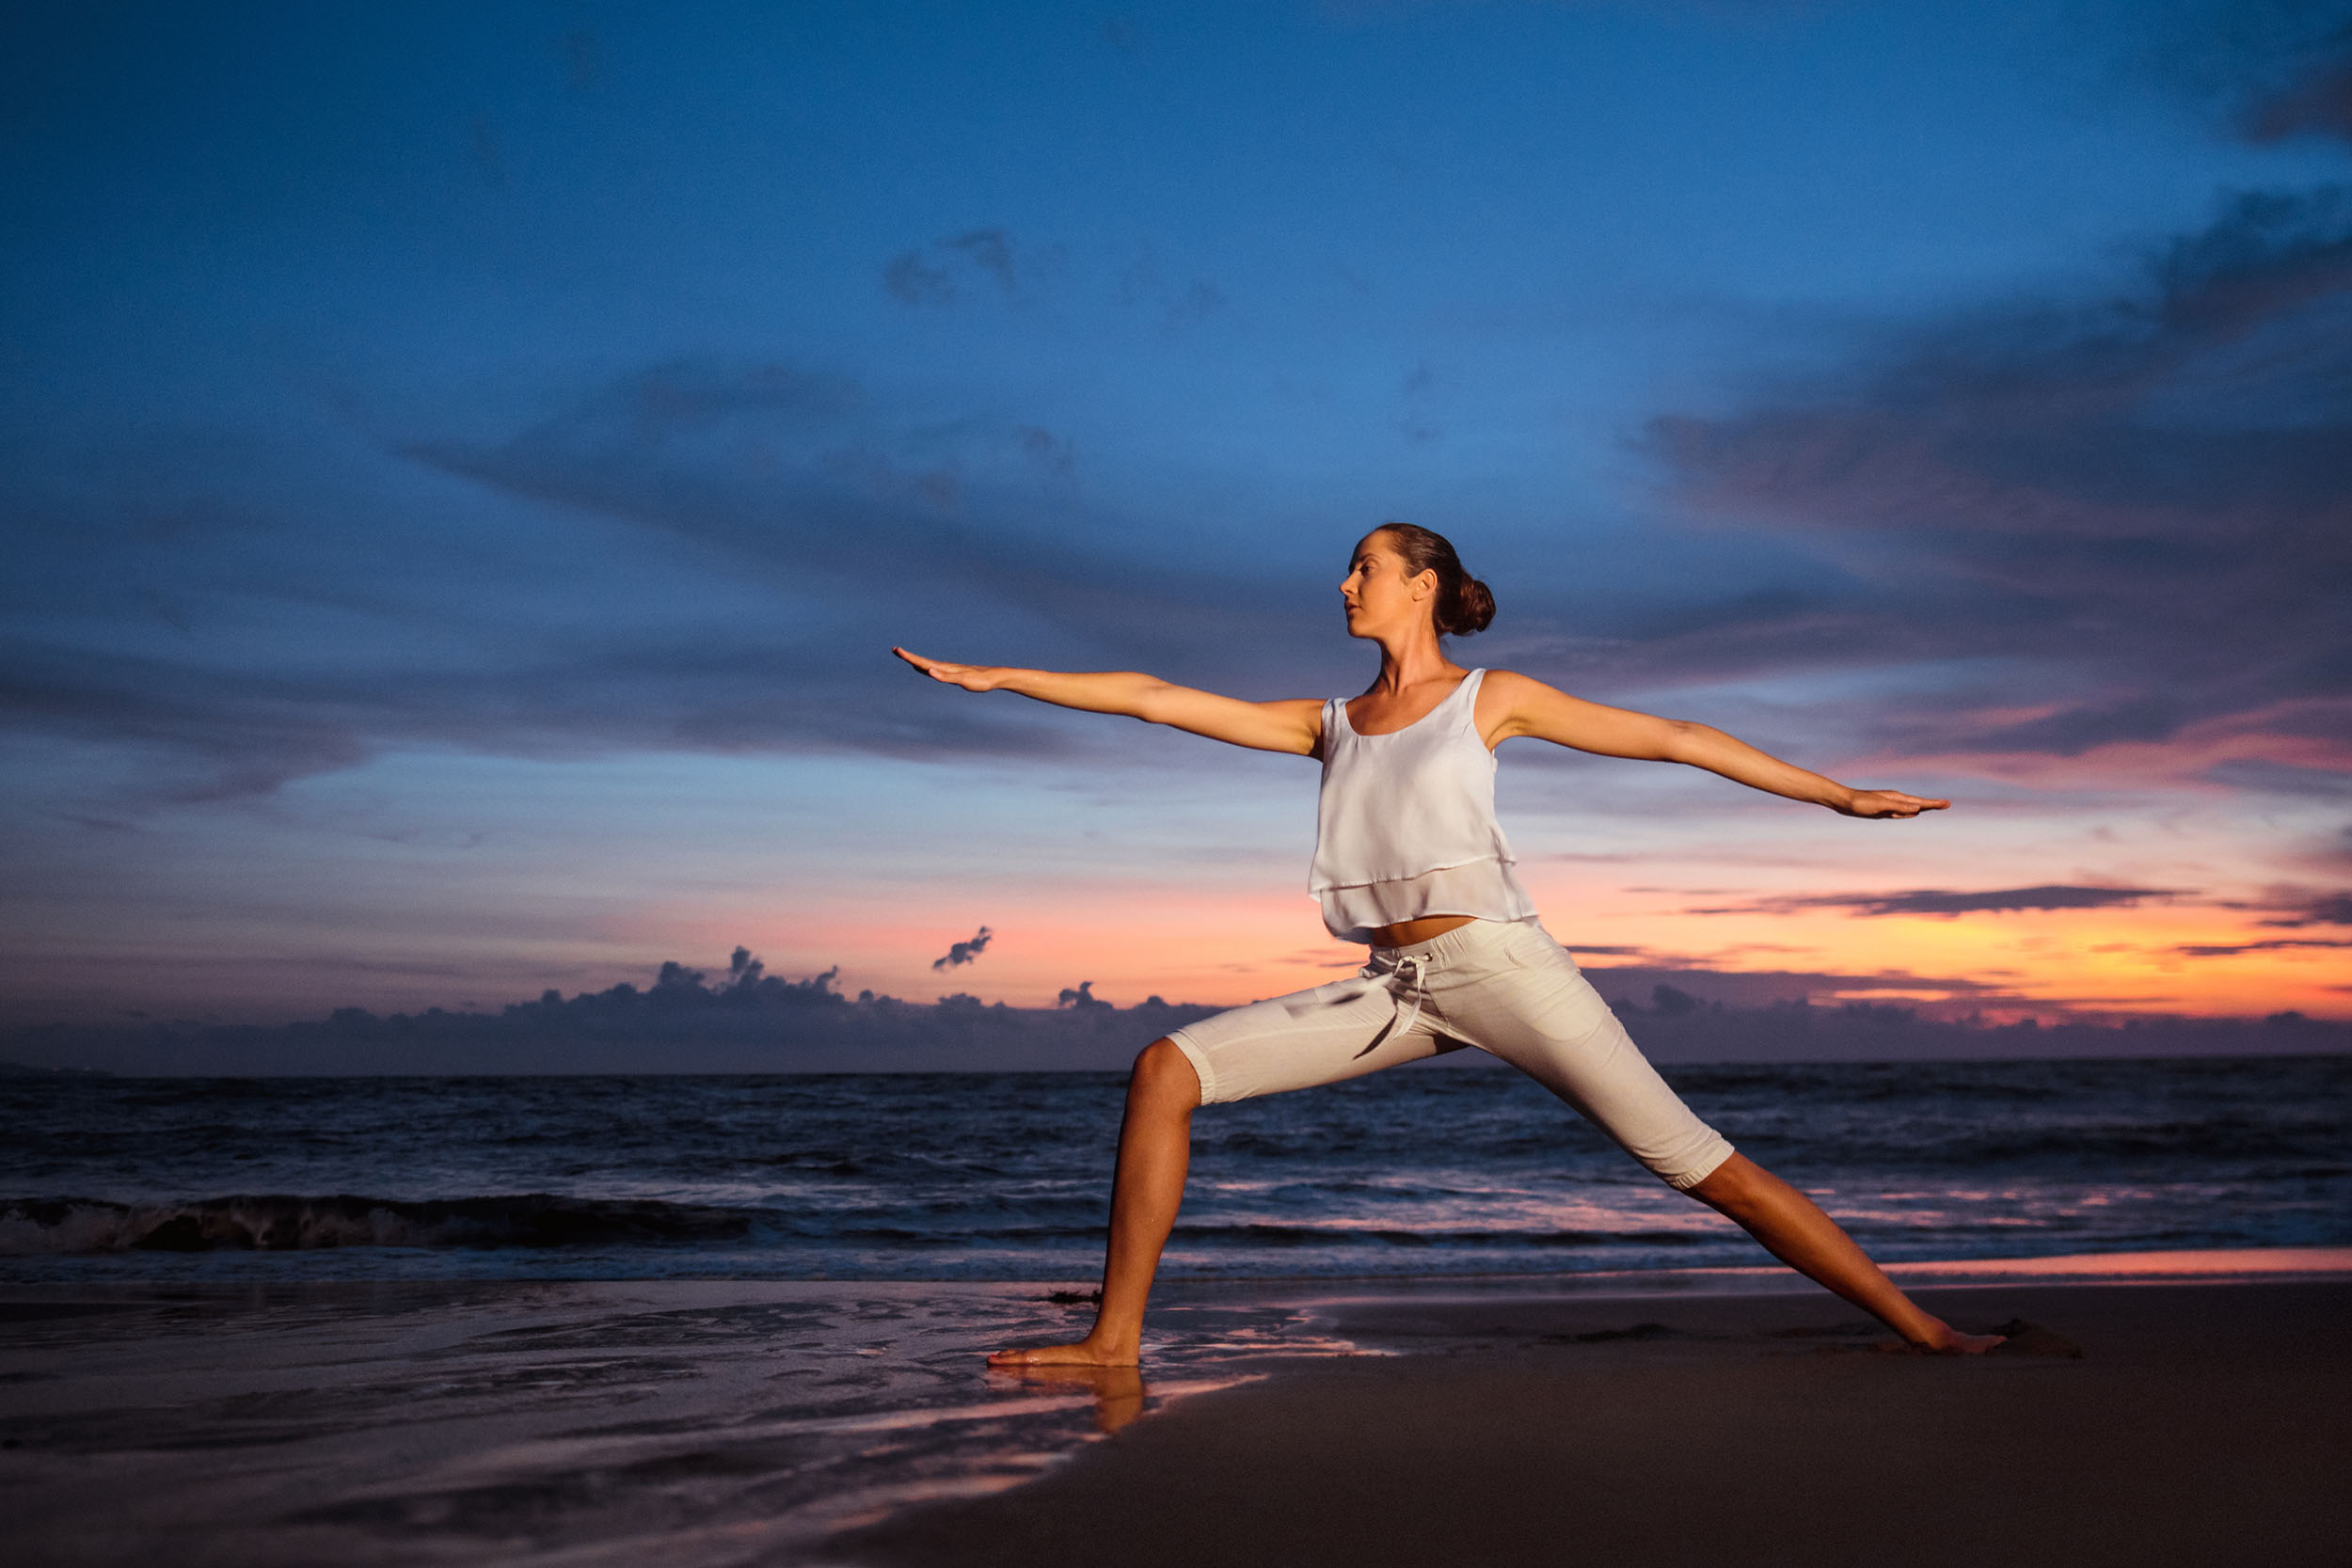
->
[1909, 1322, 2007, 1355]
[988, 1337, 1138, 1367]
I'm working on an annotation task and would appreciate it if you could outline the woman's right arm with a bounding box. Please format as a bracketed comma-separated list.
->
[893, 648, 1324, 756]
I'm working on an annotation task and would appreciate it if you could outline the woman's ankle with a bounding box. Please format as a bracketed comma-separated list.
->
[1085, 1323, 1142, 1356]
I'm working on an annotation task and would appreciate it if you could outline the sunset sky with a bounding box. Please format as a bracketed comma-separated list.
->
[5, 0, 2349, 1031]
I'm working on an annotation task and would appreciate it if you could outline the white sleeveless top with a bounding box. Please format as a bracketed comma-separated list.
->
[1310, 669, 1540, 944]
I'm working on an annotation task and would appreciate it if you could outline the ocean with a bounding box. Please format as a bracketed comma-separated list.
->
[5, 1054, 2345, 1284]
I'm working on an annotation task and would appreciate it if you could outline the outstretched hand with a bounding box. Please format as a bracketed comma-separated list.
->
[893, 647, 1006, 692]
[1836, 789, 1950, 819]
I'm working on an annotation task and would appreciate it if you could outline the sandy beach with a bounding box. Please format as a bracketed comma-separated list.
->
[3, 1257, 2347, 1567]
[849, 1272, 2352, 1568]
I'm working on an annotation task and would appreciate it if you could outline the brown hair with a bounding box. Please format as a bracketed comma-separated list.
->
[1374, 522, 1495, 637]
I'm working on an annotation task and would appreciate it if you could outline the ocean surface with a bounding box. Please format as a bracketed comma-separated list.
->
[3, 1055, 2345, 1284]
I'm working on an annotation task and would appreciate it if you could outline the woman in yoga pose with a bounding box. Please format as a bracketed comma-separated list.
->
[895, 523, 2004, 1361]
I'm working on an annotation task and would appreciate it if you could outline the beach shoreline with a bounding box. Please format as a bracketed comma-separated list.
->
[3, 1249, 2348, 1566]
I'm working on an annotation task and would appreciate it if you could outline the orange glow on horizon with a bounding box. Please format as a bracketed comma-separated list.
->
[606, 875, 2349, 1021]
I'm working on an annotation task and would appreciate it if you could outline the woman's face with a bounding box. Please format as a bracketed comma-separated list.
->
[1340, 531, 1434, 639]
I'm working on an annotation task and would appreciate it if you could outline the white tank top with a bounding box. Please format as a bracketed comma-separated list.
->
[1309, 668, 1540, 944]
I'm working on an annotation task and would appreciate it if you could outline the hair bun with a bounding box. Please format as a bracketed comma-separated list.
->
[1451, 577, 1496, 636]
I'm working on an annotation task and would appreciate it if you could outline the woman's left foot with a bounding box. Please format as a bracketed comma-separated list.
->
[986, 1337, 1139, 1367]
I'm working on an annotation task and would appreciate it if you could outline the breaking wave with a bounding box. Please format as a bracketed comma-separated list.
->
[0, 1195, 759, 1255]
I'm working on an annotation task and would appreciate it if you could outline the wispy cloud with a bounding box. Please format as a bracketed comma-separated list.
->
[882, 228, 1037, 305]
[3, 353, 1359, 808]
[2174, 937, 2352, 958]
[2247, 55, 2352, 143]
[1115, 249, 1226, 327]
[1639, 187, 2352, 770]
[1680, 885, 2185, 918]
[401, 357, 1319, 673]
[2153, 0, 2352, 146]
[2251, 890, 2352, 927]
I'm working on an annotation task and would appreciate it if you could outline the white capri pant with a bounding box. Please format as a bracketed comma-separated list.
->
[1166, 918, 1735, 1190]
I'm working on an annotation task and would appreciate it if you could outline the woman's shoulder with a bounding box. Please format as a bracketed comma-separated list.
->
[1470, 669, 1571, 748]
[1475, 668, 1586, 697]
[1471, 668, 1553, 702]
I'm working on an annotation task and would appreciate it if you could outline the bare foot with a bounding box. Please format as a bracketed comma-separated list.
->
[1911, 1322, 2007, 1355]
[987, 1338, 1138, 1368]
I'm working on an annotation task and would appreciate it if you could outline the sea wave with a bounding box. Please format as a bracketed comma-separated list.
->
[2, 1061, 2342, 1277]
[0, 1195, 759, 1255]
[0, 1194, 1736, 1258]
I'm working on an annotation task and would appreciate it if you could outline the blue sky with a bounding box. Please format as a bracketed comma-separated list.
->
[5, 0, 2350, 1031]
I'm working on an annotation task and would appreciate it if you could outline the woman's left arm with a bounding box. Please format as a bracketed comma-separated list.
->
[1482, 670, 1948, 819]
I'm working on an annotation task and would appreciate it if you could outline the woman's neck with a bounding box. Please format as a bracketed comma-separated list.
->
[1370, 628, 1460, 696]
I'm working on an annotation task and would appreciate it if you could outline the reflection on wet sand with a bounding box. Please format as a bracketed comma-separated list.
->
[991, 1362, 1151, 1433]
[0, 1278, 1286, 1567]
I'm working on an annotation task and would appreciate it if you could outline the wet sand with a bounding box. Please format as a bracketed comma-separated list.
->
[845, 1276, 2352, 1568]
[0, 1276, 1314, 1567]
[2, 1262, 2347, 1566]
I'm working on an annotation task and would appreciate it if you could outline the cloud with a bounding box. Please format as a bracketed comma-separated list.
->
[12, 942, 2345, 1071]
[1016, 424, 1075, 477]
[21, 992, 2349, 1069]
[2152, 0, 2352, 145]
[2201, 759, 2352, 798]
[2173, 937, 2352, 957]
[2, 352, 1366, 808]
[882, 251, 955, 305]
[1574, 960, 2035, 1022]
[882, 229, 1037, 305]
[401, 358, 1315, 669]
[930, 926, 994, 972]
[0, 946, 1230, 1072]
[1681, 884, 2185, 918]
[2207, 885, 2352, 927]
[2252, 891, 2352, 927]
[881, 231, 1220, 325]
[1115, 251, 1226, 326]
[1640, 185, 2352, 770]
[2248, 55, 2352, 142]
[0, 622, 1089, 809]
[1057, 980, 1111, 1010]
[24, 195, 2352, 815]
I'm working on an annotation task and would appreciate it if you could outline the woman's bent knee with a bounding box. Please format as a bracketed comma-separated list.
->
[1131, 1037, 1203, 1110]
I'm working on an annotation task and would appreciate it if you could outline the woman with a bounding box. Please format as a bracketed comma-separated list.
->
[895, 523, 2004, 1361]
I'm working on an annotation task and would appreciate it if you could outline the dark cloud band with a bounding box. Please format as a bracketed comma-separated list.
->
[1682, 885, 2185, 918]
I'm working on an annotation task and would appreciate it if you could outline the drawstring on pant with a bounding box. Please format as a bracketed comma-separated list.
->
[1353, 953, 1427, 1057]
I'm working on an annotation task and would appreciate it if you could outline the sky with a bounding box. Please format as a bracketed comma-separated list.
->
[3, 0, 2350, 1035]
